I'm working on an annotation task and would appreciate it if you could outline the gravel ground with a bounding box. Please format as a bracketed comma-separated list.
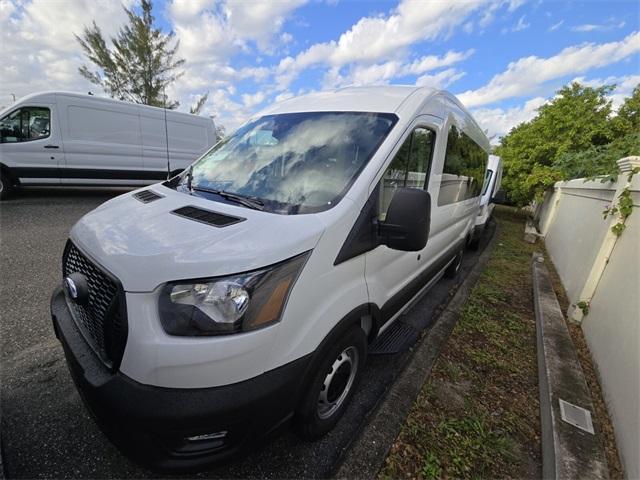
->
[0, 186, 489, 479]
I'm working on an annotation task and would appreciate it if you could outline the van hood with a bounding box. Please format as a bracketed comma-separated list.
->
[69, 184, 326, 292]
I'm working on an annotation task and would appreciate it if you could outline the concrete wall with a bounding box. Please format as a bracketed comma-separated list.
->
[538, 162, 640, 479]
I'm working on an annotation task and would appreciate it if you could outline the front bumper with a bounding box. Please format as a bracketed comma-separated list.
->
[51, 287, 311, 470]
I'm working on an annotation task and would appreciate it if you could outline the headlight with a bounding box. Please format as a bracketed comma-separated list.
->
[158, 251, 310, 336]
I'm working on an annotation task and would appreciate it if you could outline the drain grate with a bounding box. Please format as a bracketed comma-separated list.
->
[370, 321, 418, 355]
[559, 399, 594, 434]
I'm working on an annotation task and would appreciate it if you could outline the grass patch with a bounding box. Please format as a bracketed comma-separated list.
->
[380, 207, 541, 479]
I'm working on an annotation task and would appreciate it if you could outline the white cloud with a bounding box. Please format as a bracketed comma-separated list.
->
[512, 15, 530, 32]
[165, 0, 305, 128]
[323, 49, 474, 88]
[241, 91, 266, 108]
[549, 19, 564, 32]
[415, 68, 467, 89]
[471, 75, 640, 142]
[275, 0, 489, 90]
[0, 0, 16, 23]
[0, 0, 134, 106]
[502, 14, 529, 34]
[471, 96, 546, 143]
[571, 21, 625, 33]
[224, 0, 307, 50]
[458, 31, 640, 108]
[507, 0, 527, 12]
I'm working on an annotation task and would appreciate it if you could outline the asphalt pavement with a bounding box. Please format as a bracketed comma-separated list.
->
[0, 186, 490, 479]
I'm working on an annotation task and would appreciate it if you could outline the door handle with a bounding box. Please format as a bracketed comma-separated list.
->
[44, 144, 59, 149]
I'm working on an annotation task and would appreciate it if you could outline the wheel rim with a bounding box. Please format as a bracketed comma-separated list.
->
[317, 346, 359, 420]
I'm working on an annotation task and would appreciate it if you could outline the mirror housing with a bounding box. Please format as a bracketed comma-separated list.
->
[378, 188, 431, 251]
[491, 189, 507, 204]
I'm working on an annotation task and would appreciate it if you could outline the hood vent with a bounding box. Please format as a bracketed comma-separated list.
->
[172, 206, 245, 227]
[134, 190, 164, 203]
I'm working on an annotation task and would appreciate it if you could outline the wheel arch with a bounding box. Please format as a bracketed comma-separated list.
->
[297, 303, 381, 397]
[0, 162, 19, 185]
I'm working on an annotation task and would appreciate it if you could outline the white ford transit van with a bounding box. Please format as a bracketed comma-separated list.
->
[0, 91, 215, 199]
[471, 154, 503, 246]
[477, 155, 503, 226]
[51, 86, 490, 469]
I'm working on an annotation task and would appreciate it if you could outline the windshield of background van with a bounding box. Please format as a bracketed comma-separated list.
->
[183, 112, 397, 214]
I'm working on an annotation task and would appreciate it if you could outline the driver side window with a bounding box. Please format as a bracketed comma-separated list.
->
[378, 127, 435, 220]
[0, 107, 50, 143]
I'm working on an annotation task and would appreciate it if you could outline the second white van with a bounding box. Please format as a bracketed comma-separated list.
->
[51, 86, 490, 469]
[471, 154, 503, 247]
[0, 91, 215, 199]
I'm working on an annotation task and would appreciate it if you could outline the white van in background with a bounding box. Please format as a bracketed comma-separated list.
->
[477, 155, 503, 227]
[51, 86, 490, 469]
[0, 91, 216, 199]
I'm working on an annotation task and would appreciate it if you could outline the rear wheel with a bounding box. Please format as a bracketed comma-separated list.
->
[295, 325, 367, 440]
[0, 170, 13, 201]
[444, 247, 464, 278]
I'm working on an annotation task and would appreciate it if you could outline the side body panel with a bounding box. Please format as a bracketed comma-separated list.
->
[57, 93, 146, 183]
[264, 196, 370, 372]
[363, 114, 454, 330]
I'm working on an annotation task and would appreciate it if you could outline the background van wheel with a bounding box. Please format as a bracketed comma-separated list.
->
[444, 247, 464, 278]
[295, 326, 367, 440]
[0, 171, 14, 200]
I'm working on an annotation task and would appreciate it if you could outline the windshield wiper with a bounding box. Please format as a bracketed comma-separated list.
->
[187, 165, 194, 192]
[191, 186, 265, 211]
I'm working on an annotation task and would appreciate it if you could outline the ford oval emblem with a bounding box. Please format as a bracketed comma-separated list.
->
[64, 277, 78, 300]
[63, 273, 89, 305]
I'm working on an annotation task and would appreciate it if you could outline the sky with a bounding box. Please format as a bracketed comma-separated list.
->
[1, 0, 638, 142]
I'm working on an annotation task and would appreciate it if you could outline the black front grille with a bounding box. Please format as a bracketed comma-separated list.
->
[62, 242, 128, 368]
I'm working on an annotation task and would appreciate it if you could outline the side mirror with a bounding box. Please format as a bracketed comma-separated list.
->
[491, 189, 507, 204]
[378, 188, 431, 251]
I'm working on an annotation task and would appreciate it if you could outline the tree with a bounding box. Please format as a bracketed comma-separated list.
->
[612, 85, 640, 136]
[190, 92, 209, 115]
[495, 82, 620, 206]
[76, 0, 185, 108]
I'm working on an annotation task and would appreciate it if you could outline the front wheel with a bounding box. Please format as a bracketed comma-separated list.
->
[295, 325, 367, 440]
[0, 170, 13, 201]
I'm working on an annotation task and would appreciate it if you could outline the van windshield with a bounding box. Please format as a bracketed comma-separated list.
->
[175, 111, 397, 214]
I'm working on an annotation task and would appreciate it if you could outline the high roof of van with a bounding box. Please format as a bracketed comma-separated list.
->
[3, 91, 209, 122]
[261, 86, 437, 116]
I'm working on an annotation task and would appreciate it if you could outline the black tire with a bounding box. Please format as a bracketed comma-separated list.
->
[295, 325, 367, 440]
[0, 170, 13, 201]
[444, 247, 464, 278]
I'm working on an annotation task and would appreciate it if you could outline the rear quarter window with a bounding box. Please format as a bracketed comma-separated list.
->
[437, 125, 488, 206]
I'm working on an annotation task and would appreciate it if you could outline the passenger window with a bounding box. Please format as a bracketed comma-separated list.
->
[437, 125, 488, 206]
[0, 107, 50, 143]
[379, 127, 435, 220]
